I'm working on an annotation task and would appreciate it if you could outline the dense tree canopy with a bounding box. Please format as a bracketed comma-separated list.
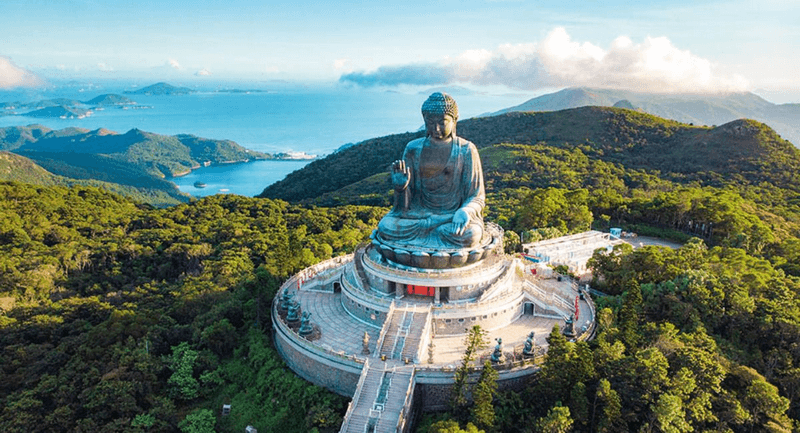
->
[0, 181, 382, 432]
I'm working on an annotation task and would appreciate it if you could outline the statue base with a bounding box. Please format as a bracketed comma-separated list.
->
[371, 223, 503, 269]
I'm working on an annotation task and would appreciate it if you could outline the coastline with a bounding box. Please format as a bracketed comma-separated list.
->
[170, 158, 314, 198]
[169, 155, 317, 178]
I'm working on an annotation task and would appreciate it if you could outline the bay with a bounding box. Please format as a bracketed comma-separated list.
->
[171, 159, 311, 198]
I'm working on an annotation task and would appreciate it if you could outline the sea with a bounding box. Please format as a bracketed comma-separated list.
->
[0, 80, 536, 198]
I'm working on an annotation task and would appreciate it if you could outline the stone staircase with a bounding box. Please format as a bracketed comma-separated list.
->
[375, 368, 415, 433]
[378, 304, 431, 362]
[340, 362, 416, 433]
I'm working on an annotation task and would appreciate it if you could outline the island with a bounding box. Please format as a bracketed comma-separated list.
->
[84, 94, 136, 107]
[25, 106, 92, 119]
[124, 82, 195, 95]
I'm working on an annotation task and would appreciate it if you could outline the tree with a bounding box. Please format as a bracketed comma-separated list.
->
[452, 325, 488, 416]
[535, 404, 573, 433]
[131, 413, 155, 430]
[178, 408, 216, 433]
[504, 230, 521, 254]
[649, 393, 691, 433]
[471, 360, 499, 430]
[618, 283, 642, 348]
[743, 379, 792, 432]
[568, 382, 589, 429]
[167, 342, 200, 400]
[595, 379, 626, 433]
[428, 419, 485, 433]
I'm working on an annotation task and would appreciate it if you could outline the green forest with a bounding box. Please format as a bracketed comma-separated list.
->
[2, 106, 800, 432]
[0, 182, 383, 432]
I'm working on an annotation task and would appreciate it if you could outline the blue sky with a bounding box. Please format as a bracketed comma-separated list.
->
[1, 0, 798, 101]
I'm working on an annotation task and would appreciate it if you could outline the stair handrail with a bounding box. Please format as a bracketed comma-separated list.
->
[340, 358, 370, 432]
[374, 300, 396, 355]
[395, 368, 417, 433]
[412, 305, 433, 364]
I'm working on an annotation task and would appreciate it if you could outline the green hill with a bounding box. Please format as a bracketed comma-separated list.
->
[24, 98, 84, 109]
[0, 151, 184, 206]
[490, 87, 800, 146]
[260, 107, 800, 204]
[15, 127, 271, 177]
[25, 105, 92, 119]
[84, 93, 134, 106]
[0, 125, 273, 205]
[0, 124, 50, 151]
[124, 82, 194, 95]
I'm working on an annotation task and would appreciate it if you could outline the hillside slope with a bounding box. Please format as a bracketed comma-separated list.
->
[0, 124, 51, 151]
[0, 151, 184, 206]
[260, 106, 800, 205]
[13, 127, 270, 177]
[0, 151, 60, 185]
[124, 82, 194, 95]
[490, 87, 800, 146]
[0, 125, 273, 205]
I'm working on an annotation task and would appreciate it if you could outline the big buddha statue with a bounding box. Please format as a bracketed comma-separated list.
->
[374, 93, 491, 268]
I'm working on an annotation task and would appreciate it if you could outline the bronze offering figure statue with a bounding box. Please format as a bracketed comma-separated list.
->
[299, 311, 313, 336]
[286, 300, 301, 323]
[523, 331, 535, 357]
[375, 92, 485, 252]
[491, 337, 504, 363]
[280, 288, 294, 311]
[563, 314, 576, 338]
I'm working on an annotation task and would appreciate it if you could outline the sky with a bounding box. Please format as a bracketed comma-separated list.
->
[1, 0, 798, 101]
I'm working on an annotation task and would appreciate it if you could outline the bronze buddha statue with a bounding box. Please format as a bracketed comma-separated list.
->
[375, 92, 485, 253]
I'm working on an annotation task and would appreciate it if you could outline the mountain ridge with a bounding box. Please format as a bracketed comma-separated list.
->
[488, 87, 800, 146]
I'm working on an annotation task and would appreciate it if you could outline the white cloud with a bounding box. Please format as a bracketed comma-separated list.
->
[195, 68, 211, 76]
[97, 62, 114, 72]
[341, 27, 748, 93]
[169, 59, 182, 70]
[333, 58, 350, 71]
[0, 56, 42, 88]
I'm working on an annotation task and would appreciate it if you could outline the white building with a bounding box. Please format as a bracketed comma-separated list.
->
[523, 230, 626, 275]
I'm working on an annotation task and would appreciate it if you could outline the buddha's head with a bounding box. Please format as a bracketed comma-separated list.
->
[422, 92, 458, 141]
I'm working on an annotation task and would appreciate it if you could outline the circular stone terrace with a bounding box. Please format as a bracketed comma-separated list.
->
[272, 246, 596, 433]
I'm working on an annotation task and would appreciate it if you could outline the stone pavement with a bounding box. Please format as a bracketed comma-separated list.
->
[429, 314, 559, 366]
[293, 280, 592, 365]
[295, 290, 381, 356]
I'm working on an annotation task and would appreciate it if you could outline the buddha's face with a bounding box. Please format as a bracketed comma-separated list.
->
[424, 114, 455, 141]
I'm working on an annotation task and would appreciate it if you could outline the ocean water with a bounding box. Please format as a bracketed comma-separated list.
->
[0, 82, 534, 197]
[172, 159, 312, 197]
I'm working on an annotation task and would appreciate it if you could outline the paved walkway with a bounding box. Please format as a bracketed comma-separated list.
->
[296, 290, 381, 356]
[629, 235, 683, 250]
[293, 281, 592, 366]
[429, 314, 562, 366]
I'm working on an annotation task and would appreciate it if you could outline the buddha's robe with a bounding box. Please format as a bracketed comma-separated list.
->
[376, 136, 485, 250]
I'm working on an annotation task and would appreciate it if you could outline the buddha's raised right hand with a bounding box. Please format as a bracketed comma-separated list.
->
[391, 159, 411, 191]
